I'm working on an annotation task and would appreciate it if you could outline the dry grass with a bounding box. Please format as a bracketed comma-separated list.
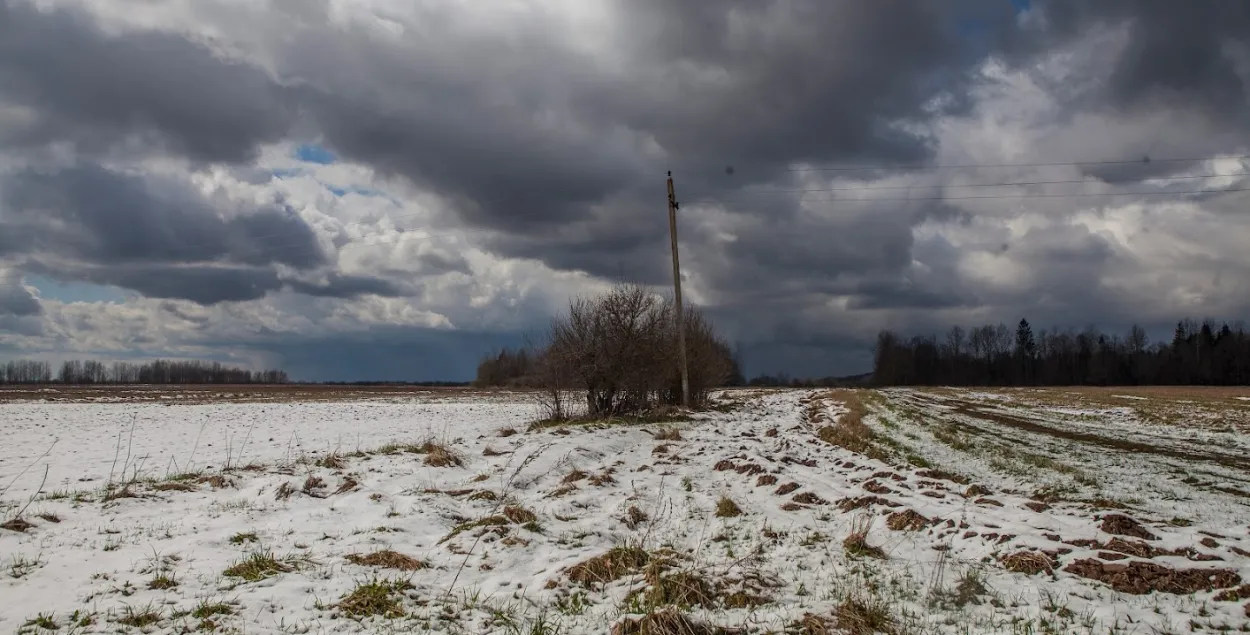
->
[316, 454, 347, 470]
[834, 596, 897, 635]
[612, 608, 731, 635]
[653, 427, 683, 441]
[629, 570, 718, 610]
[302, 476, 326, 497]
[999, 551, 1057, 576]
[345, 550, 427, 571]
[503, 505, 537, 524]
[197, 474, 234, 489]
[421, 441, 462, 467]
[567, 546, 651, 587]
[714, 496, 743, 518]
[275, 482, 296, 500]
[813, 390, 889, 462]
[153, 482, 197, 492]
[623, 505, 649, 529]
[1, 517, 34, 532]
[842, 516, 886, 559]
[439, 515, 510, 543]
[337, 578, 412, 619]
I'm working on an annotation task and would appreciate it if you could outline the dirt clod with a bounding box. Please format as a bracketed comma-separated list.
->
[756, 474, 778, 487]
[792, 492, 827, 505]
[886, 509, 931, 532]
[774, 482, 800, 496]
[1064, 559, 1240, 595]
[862, 480, 893, 495]
[1100, 514, 1158, 541]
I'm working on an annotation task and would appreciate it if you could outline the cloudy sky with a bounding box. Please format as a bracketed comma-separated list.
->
[1, 0, 1249, 381]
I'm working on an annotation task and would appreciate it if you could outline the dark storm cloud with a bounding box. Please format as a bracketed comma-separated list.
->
[0, 166, 324, 269]
[2, 0, 1249, 377]
[0, 0, 293, 162]
[0, 283, 41, 317]
[285, 274, 401, 299]
[280, 0, 1022, 251]
[1034, 1, 1250, 117]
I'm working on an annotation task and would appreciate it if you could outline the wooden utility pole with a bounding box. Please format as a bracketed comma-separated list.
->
[667, 171, 690, 409]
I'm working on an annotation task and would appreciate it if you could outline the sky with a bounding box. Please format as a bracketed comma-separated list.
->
[1, 0, 1250, 381]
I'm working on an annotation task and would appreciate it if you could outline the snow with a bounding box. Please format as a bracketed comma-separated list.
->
[2, 389, 1248, 634]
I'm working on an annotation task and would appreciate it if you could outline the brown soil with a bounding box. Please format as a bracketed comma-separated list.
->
[1100, 514, 1158, 540]
[756, 475, 779, 487]
[863, 480, 893, 494]
[791, 492, 827, 505]
[886, 509, 932, 531]
[775, 482, 800, 496]
[1214, 585, 1250, 602]
[1064, 559, 1241, 594]
[345, 550, 427, 571]
[1, 517, 34, 532]
[837, 496, 900, 512]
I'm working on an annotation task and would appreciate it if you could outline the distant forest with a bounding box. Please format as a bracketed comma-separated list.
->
[0, 359, 289, 385]
[873, 318, 1250, 386]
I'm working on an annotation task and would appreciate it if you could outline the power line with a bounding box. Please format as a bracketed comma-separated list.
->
[777, 154, 1250, 174]
[706, 185, 1250, 205]
[686, 171, 1250, 198]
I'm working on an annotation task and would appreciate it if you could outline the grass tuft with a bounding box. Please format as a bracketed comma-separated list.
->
[316, 454, 347, 469]
[337, 578, 412, 619]
[835, 596, 897, 635]
[191, 602, 234, 620]
[23, 613, 57, 631]
[842, 516, 886, 560]
[229, 531, 258, 546]
[567, 546, 651, 587]
[421, 442, 462, 468]
[116, 605, 162, 628]
[148, 573, 178, 590]
[714, 496, 743, 518]
[503, 505, 538, 525]
[222, 551, 295, 582]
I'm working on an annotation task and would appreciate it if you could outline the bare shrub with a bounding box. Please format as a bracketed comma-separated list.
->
[538, 284, 735, 419]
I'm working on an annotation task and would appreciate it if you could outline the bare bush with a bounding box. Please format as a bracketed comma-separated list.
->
[537, 284, 734, 418]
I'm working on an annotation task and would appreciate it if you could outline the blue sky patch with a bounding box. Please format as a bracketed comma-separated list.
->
[25, 275, 128, 304]
[294, 143, 337, 165]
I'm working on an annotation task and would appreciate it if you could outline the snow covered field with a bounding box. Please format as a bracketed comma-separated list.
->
[1, 387, 1248, 634]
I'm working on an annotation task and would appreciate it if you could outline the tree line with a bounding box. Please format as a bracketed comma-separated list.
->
[873, 318, 1250, 386]
[0, 358, 289, 385]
